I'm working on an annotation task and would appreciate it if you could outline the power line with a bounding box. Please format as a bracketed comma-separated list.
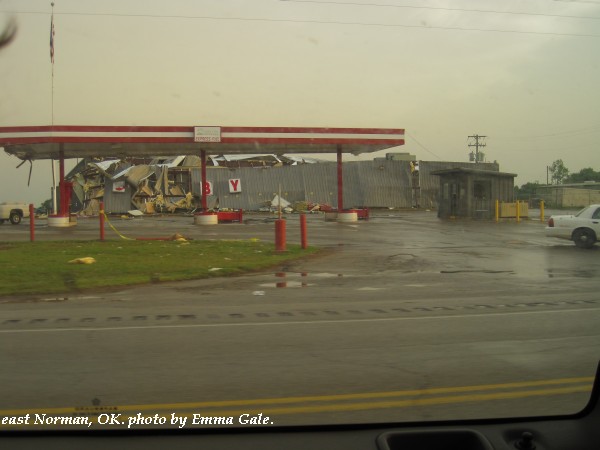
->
[2, 10, 599, 38]
[281, 0, 600, 21]
[553, 0, 600, 4]
[493, 125, 600, 141]
[406, 132, 441, 160]
[495, 142, 597, 153]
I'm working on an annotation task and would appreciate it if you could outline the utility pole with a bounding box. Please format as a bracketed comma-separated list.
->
[468, 134, 487, 163]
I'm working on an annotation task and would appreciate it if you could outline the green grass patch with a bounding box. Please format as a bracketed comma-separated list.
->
[0, 240, 319, 296]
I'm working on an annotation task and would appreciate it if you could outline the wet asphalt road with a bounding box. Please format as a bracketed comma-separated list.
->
[1, 210, 599, 426]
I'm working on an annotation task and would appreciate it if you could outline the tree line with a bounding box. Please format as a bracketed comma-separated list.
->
[515, 161, 600, 199]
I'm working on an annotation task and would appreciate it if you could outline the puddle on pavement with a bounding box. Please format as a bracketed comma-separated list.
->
[259, 272, 344, 288]
[440, 270, 515, 274]
[546, 269, 598, 279]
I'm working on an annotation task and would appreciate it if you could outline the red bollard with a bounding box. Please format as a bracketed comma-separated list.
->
[300, 213, 308, 249]
[275, 219, 286, 252]
[29, 204, 35, 242]
[99, 201, 105, 241]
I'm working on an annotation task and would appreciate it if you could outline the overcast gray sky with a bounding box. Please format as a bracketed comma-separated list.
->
[1, 0, 599, 205]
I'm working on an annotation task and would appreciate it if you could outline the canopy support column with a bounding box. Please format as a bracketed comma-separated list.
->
[336, 145, 358, 223]
[200, 149, 208, 211]
[58, 148, 66, 216]
[337, 145, 343, 211]
[194, 149, 218, 225]
[49, 145, 76, 227]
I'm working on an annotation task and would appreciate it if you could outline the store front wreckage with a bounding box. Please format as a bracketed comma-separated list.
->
[67, 154, 323, 217]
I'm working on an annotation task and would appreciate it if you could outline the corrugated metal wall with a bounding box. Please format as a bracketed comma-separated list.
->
[190, 160, 416, 210]
[102, 160, 501, 212]
[347, 161, 413, 207]
[301, 163, 339, 207]
[104, 178, 135, 213]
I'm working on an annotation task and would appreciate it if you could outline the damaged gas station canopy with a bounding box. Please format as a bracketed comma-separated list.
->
[0, 126, 405, 160]
[0, 125, 405, 221]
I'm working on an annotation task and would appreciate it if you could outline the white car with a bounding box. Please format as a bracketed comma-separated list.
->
[545, 204, 600, 248]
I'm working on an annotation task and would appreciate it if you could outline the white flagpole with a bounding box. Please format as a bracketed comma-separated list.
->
[50, 2, 55, 125]
[50, 2, 57, 214]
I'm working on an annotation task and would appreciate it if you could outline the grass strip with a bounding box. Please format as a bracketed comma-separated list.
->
[0, 240, 318, 296]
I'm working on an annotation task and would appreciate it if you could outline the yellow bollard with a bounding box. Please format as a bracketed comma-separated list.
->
[495, 200, 499, 222]
[540, 200, 545, 222]
[516, 200, 520, 223]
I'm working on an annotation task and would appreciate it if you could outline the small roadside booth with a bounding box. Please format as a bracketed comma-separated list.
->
[431, 168, 516, 219]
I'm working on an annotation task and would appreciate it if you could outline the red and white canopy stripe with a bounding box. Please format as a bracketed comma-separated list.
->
[0, 125, 405, 159]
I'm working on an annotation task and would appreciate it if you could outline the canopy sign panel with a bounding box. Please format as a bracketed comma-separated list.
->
[194, 127, 221, 143]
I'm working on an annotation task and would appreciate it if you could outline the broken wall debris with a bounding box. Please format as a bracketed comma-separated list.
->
[66, 157, 199, 215]
[65, 156, 502, 215]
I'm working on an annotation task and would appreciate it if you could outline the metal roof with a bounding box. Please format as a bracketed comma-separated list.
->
[0, 125, 405, 160]
[431, 167, 517, 177]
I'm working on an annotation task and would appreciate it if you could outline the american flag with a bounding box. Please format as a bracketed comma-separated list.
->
[50, 13, 55, 63]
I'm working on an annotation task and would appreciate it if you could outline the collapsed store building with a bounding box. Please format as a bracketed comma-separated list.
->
[67, 154, 500, 215]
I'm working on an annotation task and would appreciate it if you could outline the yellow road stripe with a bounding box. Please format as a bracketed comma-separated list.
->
[0, 376, 593, 416]
[0, 385, 591, 427]
[139, 385, 594, 417]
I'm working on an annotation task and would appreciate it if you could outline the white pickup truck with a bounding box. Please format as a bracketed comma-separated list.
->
[545, 204, 600, 249]
[0, 202, 30, 225]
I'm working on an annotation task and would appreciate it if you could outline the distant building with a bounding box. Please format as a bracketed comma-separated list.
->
[536, 183, 600, 208]
[375, 152, 417, 162]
